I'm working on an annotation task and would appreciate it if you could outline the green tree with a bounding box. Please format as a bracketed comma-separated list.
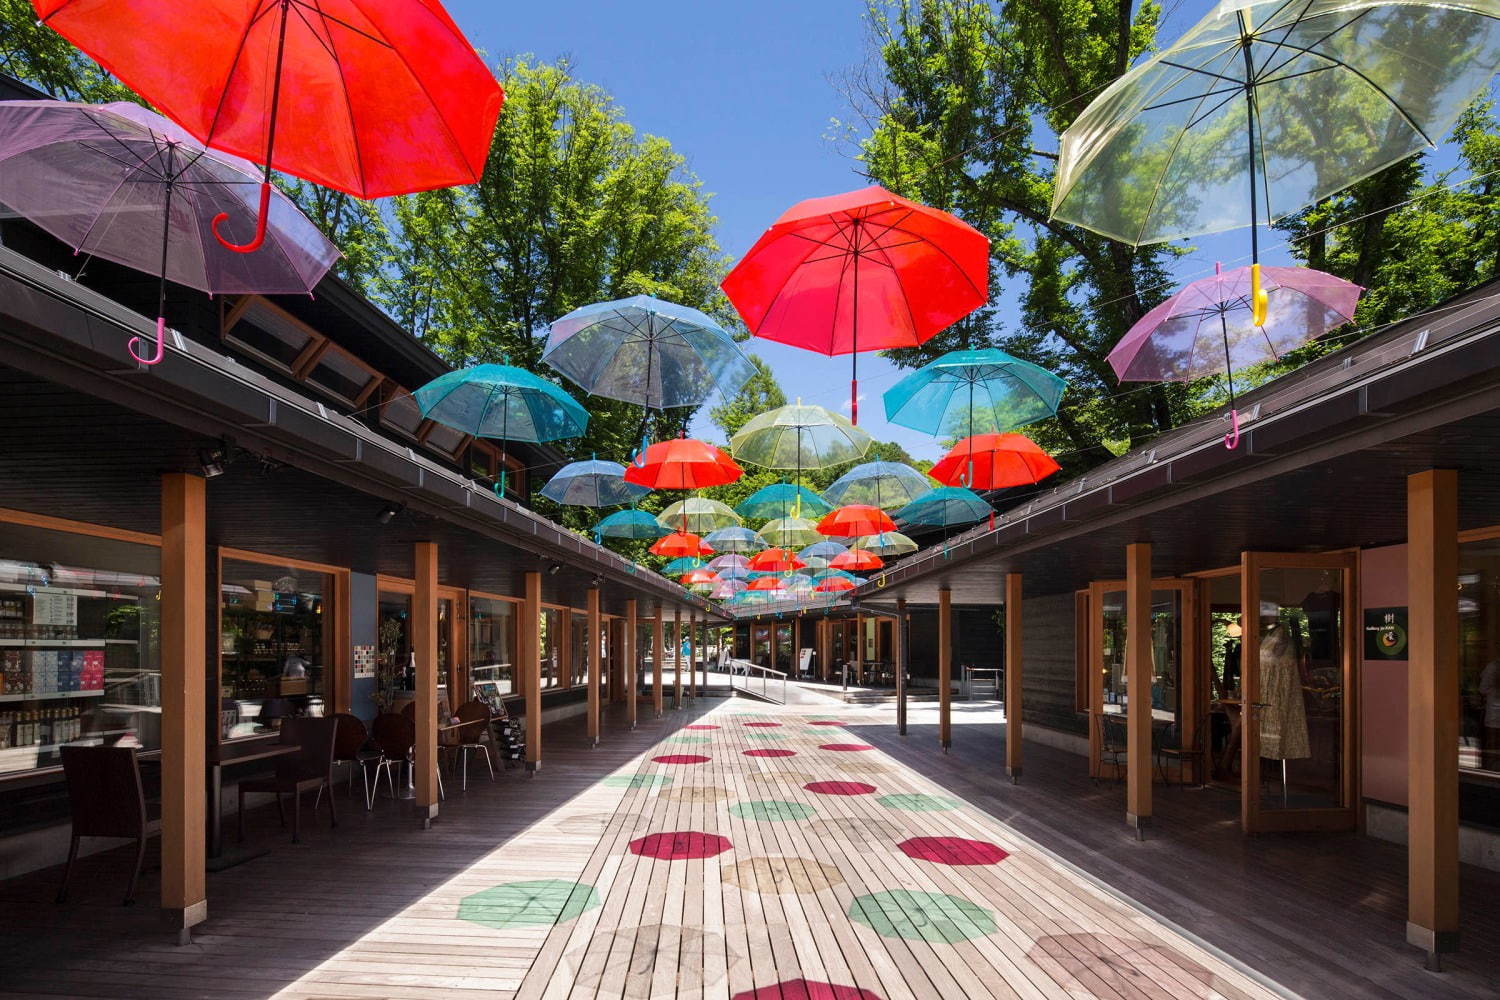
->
[0, 4, 138, 104]
[710, 355, 787, 439]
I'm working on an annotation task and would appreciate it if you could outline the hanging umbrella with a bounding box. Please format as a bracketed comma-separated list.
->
[594, 509, 669, 541]
[657, 498, 742, 534]
[748, 576, 785, 592]
[748, 548, 806, 572]
[735, 483, 834, 520]
[415, 363, 589, 496]
[650, 531, 712, 559]
[929, 433, 1061, 490]
[811, 568, 857, 582]
[704, 526, 766, 554]
[0, 101, 337, 365]
[713, 564, 752, 582]
[707, 554, 751, 572]
[722, 185, 989, 423]
[884, 349, 1066, 439]
[816, 577, 857, 593]
[661, 557, 707, 576]
[897, 487, 992, 528]
[542, 294, 756, 448]
[711, 579, 748, 600]
[732, 403, 872, 516]
[830, 548, 883, 572]
[1108, 264, 1362, 447]
[1052, 0, 1500, 327]
[781, 574, 817, 597]
[798, 541, 849, 571]
[539, 456, 649, 507]
[624, 437, 742, 490]
[823, 461, 934, 510]
[680, 568, 721, 586]
[851, 532, 919, 557]
[35, 0, 502, 254]
[817, 505, 897, 539]
[758, 517, 824, 550]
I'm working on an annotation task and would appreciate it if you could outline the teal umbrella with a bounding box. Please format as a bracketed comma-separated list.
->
[896, 487, 991, 528]
[735, 482, 833, 520]
[884, 349, 1064, 438]
[593, 509, 669, 541]
[662, 556, 707, 575]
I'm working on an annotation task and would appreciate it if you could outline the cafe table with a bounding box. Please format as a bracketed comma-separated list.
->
[206, 733, 300, 871]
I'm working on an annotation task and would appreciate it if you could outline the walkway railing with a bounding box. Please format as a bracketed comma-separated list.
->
[725, 658, 787, 705]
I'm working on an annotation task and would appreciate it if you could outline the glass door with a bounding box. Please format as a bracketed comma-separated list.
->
[1240, 552, 1357, 832]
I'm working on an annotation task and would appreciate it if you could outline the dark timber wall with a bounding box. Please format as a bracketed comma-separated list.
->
[908, 608, 1002, 682]
[1022, 592, 1084, 735]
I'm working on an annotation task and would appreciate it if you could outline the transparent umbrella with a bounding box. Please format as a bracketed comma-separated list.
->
[657, 498, 741, 534]
[824, 461, 935, 510]
[758, 517, 824, 550]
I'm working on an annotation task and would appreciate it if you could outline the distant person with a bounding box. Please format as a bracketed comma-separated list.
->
[282, 649, 308, 678]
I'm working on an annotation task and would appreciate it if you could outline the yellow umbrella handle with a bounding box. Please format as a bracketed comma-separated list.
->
[1251, 263, 1269, 327]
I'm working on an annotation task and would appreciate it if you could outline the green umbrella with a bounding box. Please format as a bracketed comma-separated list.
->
[757, 517, 824, 549]
[657, 498, 741, 534]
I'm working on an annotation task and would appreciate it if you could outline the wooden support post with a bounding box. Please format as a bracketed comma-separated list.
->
[938, 590, 952, 751]
[896, 599, 908, 737]
[769, 621, 778, 676]
[523, 571, 542, 772]
[1005, 572, 1023, 782]
[1125, 542, 1152, 837]
[625, 600, 638, 730]
[413, 542, 439, 823]
[587, 588, 601, 746]
[697, 618, 706, 695]
[160, 473, 206, 940]
[653, 605, 665, 718]
[673, 608, 683, 708]
[1408, 469, 1460, 966]
[793, 618, 801, 678]
[854, 614, 864, 685]
[688, 613, 698, 699]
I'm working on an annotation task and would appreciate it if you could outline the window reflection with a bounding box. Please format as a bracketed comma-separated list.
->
[219, 557, 329, 738]
[1460, 538, 1500, 775]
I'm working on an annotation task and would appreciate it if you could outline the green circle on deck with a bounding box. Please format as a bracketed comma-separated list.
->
[848, 890, 997, 943]
[729, 799, 816, 822]
[664, 735, 712, 744]
[458, 879, 599, 929]
[602, 773, 674, 790]
[743, 730, 788, 740]
[877, 793, 960, 812]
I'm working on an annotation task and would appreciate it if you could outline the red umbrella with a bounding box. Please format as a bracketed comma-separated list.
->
[817, 504, 896, 539]
[748, 576, 785, 592]
[748, 548, 805, 572]
[34, 0, 502, 253]
[624, 437, 742, 490]
[930, 433, 1061, 489]
[831, 548, 883, 572]
[651, 531, 711, 559]
[680, 568, 720, 586]
[815, 577, 856, 593]
[721, 185, 989, 423]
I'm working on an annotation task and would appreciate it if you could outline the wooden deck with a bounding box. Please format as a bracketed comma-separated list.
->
[0, 696, 1489, 999]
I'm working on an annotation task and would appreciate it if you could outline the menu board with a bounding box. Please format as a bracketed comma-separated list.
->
[31, 592, 78, 627]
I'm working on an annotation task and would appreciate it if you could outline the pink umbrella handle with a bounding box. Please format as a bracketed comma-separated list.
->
[850, 379, 858, 425]
[1224, 408, 1241, 450]
[211, 181, 271, 253]
[128, 317, 166, 366]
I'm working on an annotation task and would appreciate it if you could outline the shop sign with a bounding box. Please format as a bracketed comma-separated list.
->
[1364, 606, 1408, 660]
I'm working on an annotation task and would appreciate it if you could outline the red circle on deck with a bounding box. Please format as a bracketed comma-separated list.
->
[818, 743, 874, 752]
[743, 748, 796, 758]
[629, 831, 733, 860]
[732, 979, 884, 1000]
[744, 721, 782, 728]
[684, 724, 719, 731]
[804, 781, 877, 796]
[897, 836, 1009, 866]
[807, 720, 845, 726]
[651, 754, 710, 765]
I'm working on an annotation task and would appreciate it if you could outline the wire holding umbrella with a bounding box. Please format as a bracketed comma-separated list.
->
[0, 100, 338, 365]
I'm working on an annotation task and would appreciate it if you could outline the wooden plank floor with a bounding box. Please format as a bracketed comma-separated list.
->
[0, 694, 1488, 999]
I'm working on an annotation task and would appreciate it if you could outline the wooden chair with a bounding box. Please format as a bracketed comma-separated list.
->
[1095, 712, 1128, 782]
[1155, 719, 1207, 786]
[445, 701, 495, 790]
[56, 746, 160, 905]
[237, 716, 338, 843]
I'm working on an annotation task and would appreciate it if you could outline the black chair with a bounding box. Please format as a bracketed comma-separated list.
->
[237, 716, 337, 843]
[56, 746, 160, 905]
[1095, 712, 1128, 782]
[327, 713, 381, 809]
[370, 712, 445, 801]
[1155, 718, 1207, 786]
[444, 701, 495, 790]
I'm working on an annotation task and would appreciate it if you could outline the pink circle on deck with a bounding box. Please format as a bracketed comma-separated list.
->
[744, 721, 782, 728]
[804, 781, 877, 796]
[818, 743, 874, 752]
[651, 754, 710, 765]
[732, 979, 884, 1000]
[629, 831, 733, 860]
[743, 748, 796, 758]
[897, 836, 1009, 866]
[684, 724, 719, 730]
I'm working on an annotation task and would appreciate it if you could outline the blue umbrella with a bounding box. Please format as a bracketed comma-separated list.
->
[824, 461, 934, 510]
[662, 557, 707, 575]
[735, 482, 833, 520]
[884, 349, 1065, 438]
[593, 509, 669, 541]
[798, 540, 848, 562]
[703, 526, 766, 554]
[896, 486, 991, 528]
[540, 456, 649, 507]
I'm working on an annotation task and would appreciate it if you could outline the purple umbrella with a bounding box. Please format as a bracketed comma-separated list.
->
[1109, 265, 1361, 449]
[0, 101, 338, 365]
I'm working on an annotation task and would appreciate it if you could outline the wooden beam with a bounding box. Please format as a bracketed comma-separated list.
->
[587, 588, 601, 746]
[673, 608, 682, 709]
[1407, 469, 1460, 965]
[412, 542, 439, 824]
[1005, 572, 1023, 782]
[938, 590, 952, 751]
[1125, 542, 1152, 837]
[160, 473, 206, 940]
[896, 599, 908, 736]
[625, 600, 638, 731]
[688, 613, 698, 700]
[523, 571, 541, 771]
[854, 614, 864, 686]
[653, 605, 665, 718]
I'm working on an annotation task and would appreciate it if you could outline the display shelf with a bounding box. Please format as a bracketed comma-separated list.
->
[0, 581, 142, 601]
[0, 688, 104, 703]
[0, 638, 107, 648]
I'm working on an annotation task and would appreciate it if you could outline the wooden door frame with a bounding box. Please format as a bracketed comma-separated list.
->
[1193, 564, 1243, 790]
[374, 575, 464, 705]
[1239, 550, 1359, 833]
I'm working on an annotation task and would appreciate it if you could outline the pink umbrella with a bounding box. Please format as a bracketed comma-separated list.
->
[1108, 265, 1360, 449]
[0, 101, 338, 365]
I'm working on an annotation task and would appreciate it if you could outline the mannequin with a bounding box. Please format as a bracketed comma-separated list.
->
[1260, 622, 1311, 802]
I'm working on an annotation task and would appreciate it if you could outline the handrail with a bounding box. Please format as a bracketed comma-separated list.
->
[725, 657, 787, 705]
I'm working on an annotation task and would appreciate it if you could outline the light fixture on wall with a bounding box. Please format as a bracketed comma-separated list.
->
[548, 563, 562, 576]
[375, 502, 403, 525]
[198, 446, 226, 478]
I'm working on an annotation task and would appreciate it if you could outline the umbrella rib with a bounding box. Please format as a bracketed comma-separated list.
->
[1250, 37, 1435, 148]
[290, 0, 395, 50]
[308, 0, 375, 196]
[204, 0, 280, 145]
[1132, 61, 1238, 246]
[866, 237, 927, 345]
[1157, 59, 1246, 87]
[872, 218, 987, 304]
[1249, 1, 1348, 84]
[1140, 84, 1245, 117]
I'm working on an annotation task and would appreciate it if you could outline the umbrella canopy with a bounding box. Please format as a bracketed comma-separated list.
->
[748, 576, 785, 592]
[823, 462, 934, 510]
[929, 434, 1061, 490]
[722, 185, 989, 423]
[884, 349, 1065, 438]
[661, 557, 707, 576]
[542, 295, 755, 410]
[657, 498, 742, 534]
[649, 531, 711, 559]
[830, 548, 883, 572]
[624, 437, 742, 490]
[816, 577, 857, 593]
[0, 100, 337, 365]
[539, 458, 649, 507]
[799, 540, 849, 562]
[748, 548, 806, 572]
[711, 579, 748, 600]
[731, 403, 872, 471]
[680, 568, 720, 586]
[897, 487, 991, 527]
[714, 564, 752, 581]
[817, 505, 897, 539]
[757, 517, 824, 550]
[1108, 265, 1361, 447]
[415, 364, 588, 442]
[735, 483, 834, 520]
[593, 509, 669, 540]
[35, 0, 502, 253]
[851, 531, 919, 557]
[703, 526, 766, 554]
[707, 554, 751, 571]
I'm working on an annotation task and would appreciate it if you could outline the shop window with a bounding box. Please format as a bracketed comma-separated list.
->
[376, 589, 412, 711]
[218, 556, 332, 739]
[380, 388, 424, 442]
[540, 608, 560, 689]
[305, 342, 383, 407]
[420, 419, 469, 462]
[469, 596, 515, 708]
[222, 296, 320, 374]
[1460, 536, 1500, 776]
[0, 521, 162, 775]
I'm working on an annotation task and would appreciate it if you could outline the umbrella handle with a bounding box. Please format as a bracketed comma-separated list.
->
[1224, 408, 1241, 450]
[850, 379, 858, 425]
[630, 433, 650, 469]
[128, 317, 166, 366]
[211, 182, 271, 254]
[1250, 263, 1268, 327]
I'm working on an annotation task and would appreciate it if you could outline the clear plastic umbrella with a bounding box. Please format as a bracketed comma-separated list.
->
[823, 462, 935, 510]
[852, 531, 920, 557]
[657, 498, 742, 534]
[539, 457, 649, 507]
[758, 517, 824, 550]
[704, 526, 766, 554]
